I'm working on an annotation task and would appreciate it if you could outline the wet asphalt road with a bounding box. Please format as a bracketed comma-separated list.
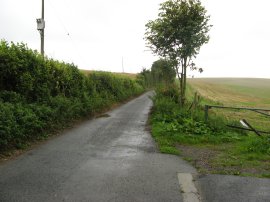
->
[1, 91, 270, 202]
[197, 174, 270, 202]
[0, 92, 196, 202]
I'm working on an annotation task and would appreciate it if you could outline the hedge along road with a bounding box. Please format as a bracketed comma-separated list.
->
[0, 91, 197, 202]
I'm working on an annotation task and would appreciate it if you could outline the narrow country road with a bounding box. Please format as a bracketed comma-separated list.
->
[0, 92, 196, 202]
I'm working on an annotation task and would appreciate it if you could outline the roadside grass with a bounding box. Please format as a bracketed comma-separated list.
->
[150, 84, 270, 178]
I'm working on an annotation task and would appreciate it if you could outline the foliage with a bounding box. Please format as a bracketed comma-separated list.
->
[145, 0, 211, 105]
[137, 68, 154, 88]
[150, 86, 270, 177]
[0, 40, 144, 151]
[137, 59, 176, 88]
[152, 87, 231, 139]
[151, 59, 176, 86]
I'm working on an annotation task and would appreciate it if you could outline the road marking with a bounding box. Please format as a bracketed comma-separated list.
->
[178, 173, 201, 202]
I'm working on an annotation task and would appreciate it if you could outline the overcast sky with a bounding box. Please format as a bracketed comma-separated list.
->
[1, 0, 270, 78]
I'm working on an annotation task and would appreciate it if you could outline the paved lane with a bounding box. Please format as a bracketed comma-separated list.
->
[0, 92, 196, 202]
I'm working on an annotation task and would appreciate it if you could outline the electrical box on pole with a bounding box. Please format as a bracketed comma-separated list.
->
[36, 0, 45, 56]
[36, 18, 45, 30]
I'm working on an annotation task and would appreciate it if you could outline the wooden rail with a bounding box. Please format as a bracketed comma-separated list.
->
[204, 105, 270, 136]
[204, 105, 270, 122]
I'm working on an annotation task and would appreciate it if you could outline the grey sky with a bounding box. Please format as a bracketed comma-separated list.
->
[1, 0, 270, 78]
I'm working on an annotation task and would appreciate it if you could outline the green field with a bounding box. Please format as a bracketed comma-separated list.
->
[188, 78, 270, 107]
[151, 78, 270, 178]
[188, 78, 270, 132]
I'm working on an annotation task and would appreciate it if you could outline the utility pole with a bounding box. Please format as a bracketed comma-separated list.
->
[122, 56, 124, 73]
[37, 0, 45, 56]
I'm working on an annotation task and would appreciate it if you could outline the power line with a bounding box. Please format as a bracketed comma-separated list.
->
[48, 0, 70, 36]
[46, 0, 88, 67]
[122, 56, 124, 73]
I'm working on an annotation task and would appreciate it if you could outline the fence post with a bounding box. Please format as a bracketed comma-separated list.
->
[204, 105, 209, 122]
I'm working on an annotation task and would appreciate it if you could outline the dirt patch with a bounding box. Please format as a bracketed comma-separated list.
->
[96, 114, 110, 118]
[177, 145, 221, 173]
[177, 144, 270, 177]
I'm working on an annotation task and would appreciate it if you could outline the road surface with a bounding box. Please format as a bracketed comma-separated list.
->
[1, 91, 269, 202]
[0, 92, 196, 202]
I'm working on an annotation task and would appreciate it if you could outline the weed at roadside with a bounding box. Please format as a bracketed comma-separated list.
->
[150, 85, 270, 178]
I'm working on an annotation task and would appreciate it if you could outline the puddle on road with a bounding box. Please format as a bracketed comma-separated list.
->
[113, 130, 153, 148]
[81, 158, 132, 173]
[96, 114, 110, 118]
[105, 147, 138, 158]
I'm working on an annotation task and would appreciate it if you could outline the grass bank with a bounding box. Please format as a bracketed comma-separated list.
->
[150, 85, 270, 178]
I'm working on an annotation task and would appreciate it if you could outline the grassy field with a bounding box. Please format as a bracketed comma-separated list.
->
[151, 78, 270, 178]
[188, 78, 270, 107]
[188, 78, 270, 132]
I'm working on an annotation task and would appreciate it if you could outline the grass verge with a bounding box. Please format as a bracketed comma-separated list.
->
[150, 86, 270, 178]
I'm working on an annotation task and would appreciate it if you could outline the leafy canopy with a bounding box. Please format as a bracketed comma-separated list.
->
[145, 0, 211, 61]
[145, 0, 211, 106]
[151, 59, 176, 85]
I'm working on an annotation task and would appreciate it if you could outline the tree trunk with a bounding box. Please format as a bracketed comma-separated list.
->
[175, 65, 182, 105]
[175, 60, 187, 107]
[182, 57, 187, 106]
[177, 73, 182, 103]
[179, 61, 185, 107]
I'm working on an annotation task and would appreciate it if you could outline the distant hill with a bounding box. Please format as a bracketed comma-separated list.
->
[188, 78, 270, 108]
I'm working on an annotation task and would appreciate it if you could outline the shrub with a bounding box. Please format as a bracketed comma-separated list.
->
[0, 40, 145, 151]
[0, 102, 43, 150]
[151, 86, 245, 140]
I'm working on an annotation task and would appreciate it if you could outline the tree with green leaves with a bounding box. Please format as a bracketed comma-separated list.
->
[145, 0, 211, 106]
[151, 59, 176, 86]
[137, 68, 153, 88]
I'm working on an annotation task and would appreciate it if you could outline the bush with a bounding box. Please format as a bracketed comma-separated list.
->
[0, 40, 145, 151]
[0, 90, 25, 103]
[0, 102, 43, 149]
[151, 86, 244, 141]
[156, 84, 179, 103]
